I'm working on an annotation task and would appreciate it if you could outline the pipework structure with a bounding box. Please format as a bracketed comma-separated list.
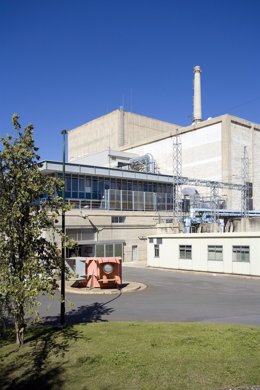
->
[241, 146, 250, 217]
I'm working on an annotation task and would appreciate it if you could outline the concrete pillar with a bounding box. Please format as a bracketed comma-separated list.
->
[118, 107, 125, 146]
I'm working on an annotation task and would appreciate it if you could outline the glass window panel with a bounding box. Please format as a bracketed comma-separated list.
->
[138, 182, 143, 191]
[105, 244, 113, 257]
[98, 179, 104, 198]
[232, 246, 250, 262]
[66, 229, 78, 240]
[111, 216, 125, 223]
[179, 245, 192, 259]
[72, 177, 78, 192]
[116, 180, 121, 190]
[154, 244, 160, 258]
[85, 178, 91, 189]
[81, 229, 95, 241]
[65, 176, 71, 191]
[111, 179, 116, 189]
[79, 178, 85, 192]
[208, 246, 223, 261]
[96, 245, 104, 257]
[115, 244, 122, 257]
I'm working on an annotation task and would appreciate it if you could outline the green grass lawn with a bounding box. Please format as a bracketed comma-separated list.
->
[0, 322, 260, 390]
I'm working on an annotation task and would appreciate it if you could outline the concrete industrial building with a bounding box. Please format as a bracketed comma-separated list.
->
[68, 110, 260, 211]
[41, 66, 260, 275]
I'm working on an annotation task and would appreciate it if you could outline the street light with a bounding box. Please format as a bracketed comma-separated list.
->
[61, 129, 68, 326]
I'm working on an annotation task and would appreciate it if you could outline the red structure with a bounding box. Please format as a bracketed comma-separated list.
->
[85, 257, 122, 289]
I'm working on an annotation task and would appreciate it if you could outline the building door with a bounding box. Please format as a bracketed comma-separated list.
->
[132, 245, 138, 262]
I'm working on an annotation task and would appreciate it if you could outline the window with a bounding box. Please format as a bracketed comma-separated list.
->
[105, 244, 113, 257]
[149, 238, 153, 244]
[208, 245, 223, 261]
[95, 243, 123, 258]
[96, 245, 104, 257]
[232, 246, 250, 262]
[66, 229, 95, 242]
[115, 244, 123, 257]
[154, 244, 160, 258]
[156, 238, 163, 244]
[179, 245, 192, 259]
[111, 216, 126, 223]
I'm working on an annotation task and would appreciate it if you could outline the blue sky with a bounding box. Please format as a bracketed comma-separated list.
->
[1, 0, 260, 160]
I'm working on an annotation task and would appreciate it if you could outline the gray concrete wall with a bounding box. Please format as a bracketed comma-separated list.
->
[68, 109, 179, 162]
[68, 110, 119, 162]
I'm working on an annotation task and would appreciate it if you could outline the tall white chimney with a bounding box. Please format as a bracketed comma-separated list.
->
[193, 65, 202, 123]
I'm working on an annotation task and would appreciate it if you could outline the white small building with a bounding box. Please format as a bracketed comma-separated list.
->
[147, 232, 260, 276]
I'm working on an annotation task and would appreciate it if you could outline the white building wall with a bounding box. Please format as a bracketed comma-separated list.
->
[229, 121, 252, 209]
[124, 123, 222, 179]
[147, 233, 260, 276]
[252, 129, 260, 210]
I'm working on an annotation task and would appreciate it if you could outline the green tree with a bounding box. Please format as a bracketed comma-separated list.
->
[0, 114, 63, 346]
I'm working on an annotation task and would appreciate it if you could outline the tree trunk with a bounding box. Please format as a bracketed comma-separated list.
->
[15, 305, 26, 347]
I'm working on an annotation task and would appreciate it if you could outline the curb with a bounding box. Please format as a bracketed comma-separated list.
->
[58, 280, 147, 295]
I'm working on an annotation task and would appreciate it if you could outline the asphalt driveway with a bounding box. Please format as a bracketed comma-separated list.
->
[39, 265, 260, 326]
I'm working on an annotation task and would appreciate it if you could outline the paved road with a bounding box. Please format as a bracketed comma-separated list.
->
[39, 266, 260, 326]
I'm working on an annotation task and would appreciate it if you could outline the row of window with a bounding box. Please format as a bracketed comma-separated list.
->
[56, 173, 173, 200]
[154, 244, 250, 263]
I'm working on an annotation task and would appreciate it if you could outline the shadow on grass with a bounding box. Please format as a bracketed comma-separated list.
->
[0, 326, 82, 390]
[0, 293, 121, 389]
[43, 292, 121, 326]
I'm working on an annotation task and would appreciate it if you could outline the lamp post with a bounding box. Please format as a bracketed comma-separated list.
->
[61, 129, 68, 326]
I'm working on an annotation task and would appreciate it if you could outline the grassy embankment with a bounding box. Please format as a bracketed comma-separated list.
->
[0, 322, 260, 390]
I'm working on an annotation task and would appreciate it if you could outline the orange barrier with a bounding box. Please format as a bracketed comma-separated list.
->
[85, 257, 122, 289]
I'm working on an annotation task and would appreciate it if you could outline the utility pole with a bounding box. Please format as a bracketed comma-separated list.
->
[61, 129, 68, 326]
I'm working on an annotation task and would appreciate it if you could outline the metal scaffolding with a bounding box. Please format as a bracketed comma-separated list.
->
[172, 129, 182, 219]
[210, 186, 219, 220]
[241, 146, 250, 217]
[179, 176, 244, 191]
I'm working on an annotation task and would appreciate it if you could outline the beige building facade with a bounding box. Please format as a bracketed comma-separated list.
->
[68, 108, 179, 162]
